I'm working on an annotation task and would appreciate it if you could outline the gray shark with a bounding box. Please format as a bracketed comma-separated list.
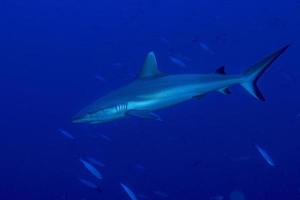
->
[73, 45, 289, 124]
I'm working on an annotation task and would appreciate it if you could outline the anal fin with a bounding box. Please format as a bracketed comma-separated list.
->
[219, 88, 231, 95]
[193, 94, 205, 99]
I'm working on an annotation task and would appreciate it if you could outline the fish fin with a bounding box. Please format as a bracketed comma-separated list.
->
[193, 94, 205, 99]
[219, 88, 231, 95]
[139, 52, 163, 79]
[215, 66, 226, 75]
[241, 45, 289, 101]
[126, 110, 162, 121]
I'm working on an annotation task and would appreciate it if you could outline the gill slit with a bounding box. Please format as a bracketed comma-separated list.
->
[115, 103, 128, 113]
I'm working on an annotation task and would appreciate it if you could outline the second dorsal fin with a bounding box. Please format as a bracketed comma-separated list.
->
[139, 52, 163, 79]
[215, 66, 226, 75]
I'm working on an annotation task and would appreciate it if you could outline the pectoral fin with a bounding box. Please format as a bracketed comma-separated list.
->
[219, 88, 231, 95]
[193, 94, 205, 99]
[126, 110, 162, 121]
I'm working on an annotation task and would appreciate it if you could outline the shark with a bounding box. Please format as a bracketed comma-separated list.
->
[72, 45, 289, 124]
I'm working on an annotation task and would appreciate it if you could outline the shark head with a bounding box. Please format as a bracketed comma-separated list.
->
[72, 103, 128, 124]
[72, 51, 164, 124]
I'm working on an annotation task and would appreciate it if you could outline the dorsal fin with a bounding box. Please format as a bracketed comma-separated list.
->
[215, 66, 226, 75]
[139, 52, 162, 79]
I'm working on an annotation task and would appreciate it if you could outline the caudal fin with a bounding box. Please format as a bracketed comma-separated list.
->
[241, 45, 290, 101]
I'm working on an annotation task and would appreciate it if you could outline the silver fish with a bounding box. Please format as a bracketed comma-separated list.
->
[120, 183, 138, 200]
[86, 157, 105, 168]
[99, 134, 112, 142]
[255, 145, 275, 167]
[58, 129, 74, 140]
[169, 56, 187, 68]
[80, 159, 103, 179]
[95, 74, 106, 82]
[78, 178, 97, 189]
[199, 42, 215, 55]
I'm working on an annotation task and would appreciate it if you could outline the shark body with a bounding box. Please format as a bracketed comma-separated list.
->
[73, 45, 289, 124]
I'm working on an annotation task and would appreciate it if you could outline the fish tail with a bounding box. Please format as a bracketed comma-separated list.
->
[240, 45, 289, 101]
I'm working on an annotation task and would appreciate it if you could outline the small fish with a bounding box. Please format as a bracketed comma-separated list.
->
[255, 145, 275, 167]
[79, 178, 103, 193]
[153, 190, 168, 198]
[79, 178, 98, 189]
[210, 195, 224, 200]
[120, 183, 138, 200]
[99, 134, 112, 142]
[58, 129, 74, 140]
[199, 42, 214, 55]
[87, 157, 105, 168]
[135, 163, 146, 171]
[95, 74, 106, 82]
[80, 159, 103, 179]
[169, 56, 186, 68]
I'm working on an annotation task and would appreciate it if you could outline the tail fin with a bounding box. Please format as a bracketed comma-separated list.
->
[241, 45, 290, 101]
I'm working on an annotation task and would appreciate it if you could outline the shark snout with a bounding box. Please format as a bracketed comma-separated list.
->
[72, 115, 85, 123]
[72, 111, 91, 123]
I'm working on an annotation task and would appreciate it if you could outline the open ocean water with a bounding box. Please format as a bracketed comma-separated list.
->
[0, 0, 300, 199]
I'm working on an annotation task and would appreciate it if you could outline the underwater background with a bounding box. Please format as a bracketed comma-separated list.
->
[0, 0, 300, 199]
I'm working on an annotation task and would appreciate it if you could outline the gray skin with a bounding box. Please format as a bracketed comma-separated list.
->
[72, 46, 288, 124]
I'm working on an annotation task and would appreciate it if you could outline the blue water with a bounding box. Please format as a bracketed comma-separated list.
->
[1, 0, 300, 199]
